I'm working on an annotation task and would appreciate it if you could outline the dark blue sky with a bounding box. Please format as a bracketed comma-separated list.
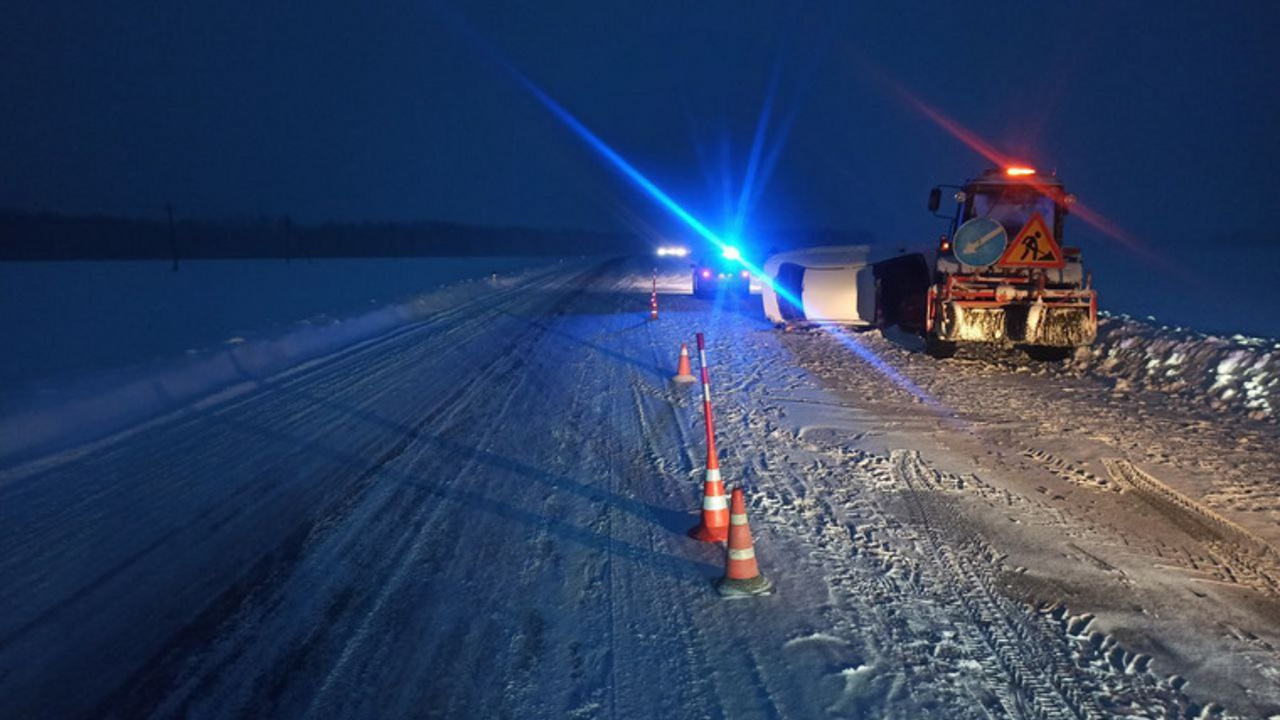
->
[4, 1, 1278, 256]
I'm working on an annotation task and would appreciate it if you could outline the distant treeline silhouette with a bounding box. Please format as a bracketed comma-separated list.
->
[0, 209, 877, 261]
[0, 210, 652, 261]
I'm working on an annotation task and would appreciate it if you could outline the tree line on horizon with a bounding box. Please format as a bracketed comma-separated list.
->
[0, 209, 651, 261]
[0, 208, 876, 262]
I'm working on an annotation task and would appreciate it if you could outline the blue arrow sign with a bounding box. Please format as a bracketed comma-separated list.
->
[952, 218, 1007, 267]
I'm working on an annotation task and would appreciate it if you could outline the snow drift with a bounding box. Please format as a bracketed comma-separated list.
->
[1071, 314, 1278, 421]
[0, 258, 578, 467]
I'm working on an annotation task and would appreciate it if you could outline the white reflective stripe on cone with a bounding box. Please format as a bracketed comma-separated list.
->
[730, 513, 748, 525]
[703, 495, 729, 510]
[729, 548, 756, 561]
[705, 468, 721, 482]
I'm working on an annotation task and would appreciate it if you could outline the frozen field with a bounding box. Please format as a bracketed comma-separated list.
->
[0, 257, 554, 391]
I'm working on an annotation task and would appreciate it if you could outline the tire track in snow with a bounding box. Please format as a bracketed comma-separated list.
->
[762, 323, 1278, 716]
[302, 335, 544, 718]
[890, 450, 1093, 720]
[619, 362, 729, 720]
[547, 300, 754, 720]
[576, 330, 712, 719]
[1102, 458, 1280, 597]
[708, 318, 1212, 718]
[209, 264, 614, 720]
[886, 450, 1223, 719]
[8, 261, 617, 720]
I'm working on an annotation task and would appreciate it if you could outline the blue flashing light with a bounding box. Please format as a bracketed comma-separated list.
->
[499, 89, 942, 409]
[440, 10, 949, 416]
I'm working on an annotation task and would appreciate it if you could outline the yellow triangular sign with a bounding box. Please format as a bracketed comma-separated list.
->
[996, 212, 1064, 269]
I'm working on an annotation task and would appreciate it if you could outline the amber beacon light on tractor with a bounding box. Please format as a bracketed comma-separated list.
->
[923, 166, 1097, 361]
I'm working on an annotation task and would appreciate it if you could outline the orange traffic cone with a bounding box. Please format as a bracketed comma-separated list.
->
[689, 454, 729, 543]
[716, 488, 774, 598]
[672, 343, 696, 383]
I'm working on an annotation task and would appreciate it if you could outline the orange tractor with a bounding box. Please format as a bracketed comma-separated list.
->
[924, 167, 1097, 360]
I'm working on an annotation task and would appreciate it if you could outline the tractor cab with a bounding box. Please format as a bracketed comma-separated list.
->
[931, 168, 1076, 263]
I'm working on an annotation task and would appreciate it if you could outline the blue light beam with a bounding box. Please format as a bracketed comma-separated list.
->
[435, 5, 735, 254]
[439, 8, 945, 412]
[817, 326, 946, 412]
[732, 56, 783, 240]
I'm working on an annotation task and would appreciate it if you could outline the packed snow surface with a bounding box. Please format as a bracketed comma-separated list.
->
[2, 256, 1278, 720]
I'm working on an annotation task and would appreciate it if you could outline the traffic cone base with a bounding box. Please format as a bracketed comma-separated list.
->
[672, 343, 696, 383]
[716, 573, 775, 598]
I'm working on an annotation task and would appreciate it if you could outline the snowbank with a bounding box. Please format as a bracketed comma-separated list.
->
[1070, 314, 1279, 421]
[0, 258, 579, 467]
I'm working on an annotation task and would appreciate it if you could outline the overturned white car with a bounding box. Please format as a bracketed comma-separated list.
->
[761, 245, 932, 331]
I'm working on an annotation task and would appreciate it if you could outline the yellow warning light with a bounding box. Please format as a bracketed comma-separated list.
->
[1005, 166, 1036, 176]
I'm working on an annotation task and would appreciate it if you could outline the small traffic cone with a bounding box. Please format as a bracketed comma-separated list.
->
[716, 488, 774, 598]
[689, 456, 729, 543]
[649, 269, 659, 320]
[672, 343, 696, 383]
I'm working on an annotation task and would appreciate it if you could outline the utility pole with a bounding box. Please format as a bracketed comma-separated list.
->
[165, 203, 179, 271]
[281, 214, 292, 264]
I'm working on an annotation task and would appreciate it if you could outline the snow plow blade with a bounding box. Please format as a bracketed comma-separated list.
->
[935, 300, 1096, 347]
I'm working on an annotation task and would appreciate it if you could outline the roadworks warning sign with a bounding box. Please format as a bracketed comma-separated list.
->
[996, 212, 1065, 269]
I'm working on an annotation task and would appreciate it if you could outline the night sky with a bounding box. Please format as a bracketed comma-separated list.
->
[4, 2, 1279, 323]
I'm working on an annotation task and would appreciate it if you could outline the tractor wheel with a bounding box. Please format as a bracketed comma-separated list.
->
[1024, 345, 1072, 362]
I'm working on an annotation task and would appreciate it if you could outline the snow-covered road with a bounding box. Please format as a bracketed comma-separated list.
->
[2, 259, 1277, 719]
